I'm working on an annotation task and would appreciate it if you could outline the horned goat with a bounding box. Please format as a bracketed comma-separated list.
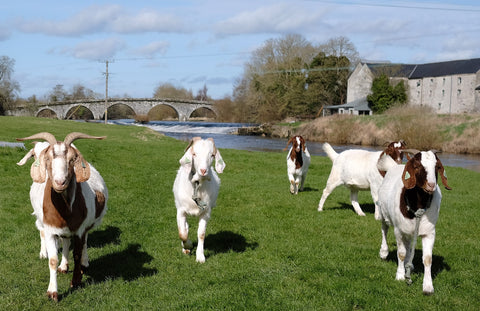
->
[377, 150, 451, 295]
[173, 137, 226, 263]
[285, 135, 311, 194]
[17, 132, 107, 301]
[318, 141, 406, 216]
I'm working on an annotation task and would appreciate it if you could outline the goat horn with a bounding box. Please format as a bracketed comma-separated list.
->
[17, 132, 57, 145]
[401, 148, 421, 155]
[64, 132, 106, 146]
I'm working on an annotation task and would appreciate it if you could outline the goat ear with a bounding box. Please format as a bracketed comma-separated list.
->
[436, 157, 452, 190]
[179, 148, 193, 172]
[74, 150, 91, 182]
[17, 148, 35, 166]
[402, 160, 416, 189]
[30, 148, 47, 183]
[214, 149, 226, 174]
[283, 137, 294, 151]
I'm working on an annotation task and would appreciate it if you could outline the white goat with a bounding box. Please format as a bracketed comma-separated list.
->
[173, 137, 226, 263]
[377, 150, 451, 295]
[17, 132, 107, 301]
[318, 141, 406, 216]
[285, 135, 311, 194]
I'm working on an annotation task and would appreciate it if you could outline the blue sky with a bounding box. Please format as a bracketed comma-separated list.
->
[1, 0, 479, 100]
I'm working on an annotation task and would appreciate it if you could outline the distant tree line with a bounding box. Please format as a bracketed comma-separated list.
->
[1, 34, 407, 121]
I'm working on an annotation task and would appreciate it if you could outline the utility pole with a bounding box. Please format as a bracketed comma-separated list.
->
[104, 60, 109, 124]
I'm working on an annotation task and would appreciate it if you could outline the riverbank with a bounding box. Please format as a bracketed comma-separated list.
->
[266, 106, 480, 154]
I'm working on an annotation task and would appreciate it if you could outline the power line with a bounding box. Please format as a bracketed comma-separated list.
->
[309, 0, 480, 12]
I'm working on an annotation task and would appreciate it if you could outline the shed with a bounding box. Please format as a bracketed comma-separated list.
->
[322, 98, 372, 116]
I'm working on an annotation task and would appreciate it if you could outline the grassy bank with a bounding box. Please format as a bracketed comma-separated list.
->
[290, 106, 480, 154]
[0, 116, 479, 310]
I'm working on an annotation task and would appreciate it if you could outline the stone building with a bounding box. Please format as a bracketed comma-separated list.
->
[346, 58, 480, 114]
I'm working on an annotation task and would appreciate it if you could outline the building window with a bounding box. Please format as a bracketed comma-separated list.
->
[430, 78, 434, 84]
[442, 90, 445, 96]
[443, 78, 446, 85]
[429, 90, 432, 97]
[457, 89, 462, 96]
[416, 81, 421, 87]
[458, 77, 462, 84]
[438, 103, 442, 110]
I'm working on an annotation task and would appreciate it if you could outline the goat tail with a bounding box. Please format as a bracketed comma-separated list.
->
[322, 142, 338, 162]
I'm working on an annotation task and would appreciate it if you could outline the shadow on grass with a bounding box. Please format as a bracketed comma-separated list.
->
[88, 225, 121, 248]
[328, 202, 376, 214]
[205, 230, 258, 255]
[300, 186, 319, 192]
[57, 227, 156, 301]
[385, 249, 451, 281]
[85, 243, 157, 283]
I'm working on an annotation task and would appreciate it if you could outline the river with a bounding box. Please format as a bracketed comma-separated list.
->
[110, 119, 480, 173]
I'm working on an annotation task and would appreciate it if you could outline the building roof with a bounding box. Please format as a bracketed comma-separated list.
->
[365, 58, 480, 79]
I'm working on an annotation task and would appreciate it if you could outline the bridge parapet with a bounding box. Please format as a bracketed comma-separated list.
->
[7, 98, 216, 121]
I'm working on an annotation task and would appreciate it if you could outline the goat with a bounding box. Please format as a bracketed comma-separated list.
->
[318, 141, 406, 216]
[16, 132, 107, 301]
[173, 137, 226, 263]
[377, 150, 451, 295]
[285, 135, 311, 194]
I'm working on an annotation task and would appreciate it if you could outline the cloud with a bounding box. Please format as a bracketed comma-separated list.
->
[214, 3, 327, 36]
[133, 41, 170, 57]
[57, 37, 126, 60]
[16, 4, 189, 36]
[0, 26, 11, 40]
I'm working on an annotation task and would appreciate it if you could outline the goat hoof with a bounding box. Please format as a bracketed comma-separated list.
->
[81, 265, 88, 274]
[58, 267, 68, 274]
[47, 291, 58, 302]
[70, 280, 83, 289]
[182, 249, 191, 255]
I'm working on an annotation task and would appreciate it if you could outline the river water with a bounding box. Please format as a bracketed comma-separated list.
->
[110, 119, 480, 173]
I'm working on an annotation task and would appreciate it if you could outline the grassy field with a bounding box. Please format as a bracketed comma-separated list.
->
[0, 116, 479, 310]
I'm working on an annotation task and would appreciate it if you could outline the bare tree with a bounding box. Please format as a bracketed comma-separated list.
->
[0, 56, 21, 114]
[319, 36, 360, 66]
[153, 82, 194, 99]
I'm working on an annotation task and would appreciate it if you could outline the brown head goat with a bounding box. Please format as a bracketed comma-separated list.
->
[285, 135, 311, 194]
[17, 132, 107, 301]
[377, 150, 451, 295]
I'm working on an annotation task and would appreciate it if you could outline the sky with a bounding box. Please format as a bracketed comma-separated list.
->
[1, 0, 480, 100]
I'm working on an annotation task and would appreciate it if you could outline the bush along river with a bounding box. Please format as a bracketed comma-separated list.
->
[109, 119, 480, 173]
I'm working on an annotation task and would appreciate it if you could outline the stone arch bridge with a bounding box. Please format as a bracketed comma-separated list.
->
[8, 98, 216, 121]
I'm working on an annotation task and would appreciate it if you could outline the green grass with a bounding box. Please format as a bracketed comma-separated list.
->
[1, 116, 479, 310]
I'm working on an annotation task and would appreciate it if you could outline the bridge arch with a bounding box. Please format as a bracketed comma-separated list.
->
[65, 105, 94, 120]
[37, 108, 58, 118]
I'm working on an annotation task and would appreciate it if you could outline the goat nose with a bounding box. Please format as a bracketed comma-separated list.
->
[200, 169, 207, 176]
[54, 178, 66, 187]
[426, 182, 436, 192]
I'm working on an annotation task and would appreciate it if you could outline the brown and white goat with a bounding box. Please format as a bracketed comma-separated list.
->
[17, 132, 107, 301]
[318, 141, 406, 216]
[377, 150, 451, 294]
[285, 135, 311, 194]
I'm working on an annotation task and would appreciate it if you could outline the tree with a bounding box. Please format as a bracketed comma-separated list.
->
[49, 84, 68, 102]
[153, 82, 193, 99]
[367, 74, 407, 113]
[319, 36, 360, 67]
[195, 84, 209, 101]
[239, 34, 316, 122]
[305, 52, 350, 114]
[0, 56, 21, 114]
